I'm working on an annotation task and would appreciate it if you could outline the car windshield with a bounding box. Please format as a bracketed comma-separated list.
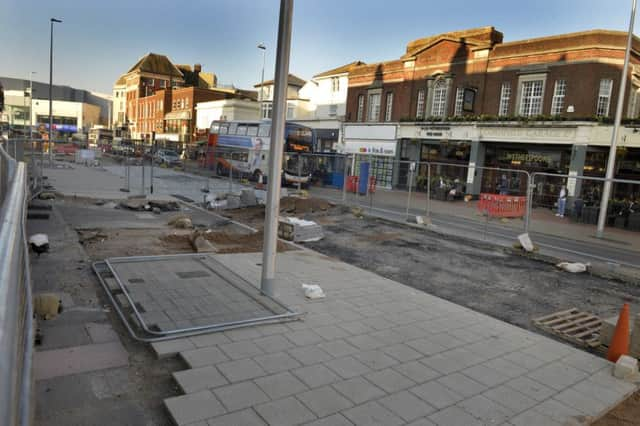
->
[164, 151, 178, 158]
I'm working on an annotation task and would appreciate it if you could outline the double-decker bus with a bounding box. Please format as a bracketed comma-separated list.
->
[207, 120, 313, 186]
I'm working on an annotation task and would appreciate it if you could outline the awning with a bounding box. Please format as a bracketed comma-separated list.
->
[164, 110, 191, 120]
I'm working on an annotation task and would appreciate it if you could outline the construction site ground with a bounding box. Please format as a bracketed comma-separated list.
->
[30, 167, 640, 424]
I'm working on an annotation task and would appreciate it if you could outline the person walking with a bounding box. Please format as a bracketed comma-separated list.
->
[556, 185, 567, 218]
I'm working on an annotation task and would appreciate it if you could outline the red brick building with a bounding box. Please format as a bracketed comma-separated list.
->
[115, 53, 254, 147]
[341, 28, 640, 203]
[346, 27, 640, 122]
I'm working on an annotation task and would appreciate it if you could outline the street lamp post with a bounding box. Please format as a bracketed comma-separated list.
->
[29, 72, 36, 141]
[260, 0, 294, 297]
[596, 0, 636, 238]
[48, 17, 62, 167]
[257, 43, 266, 118]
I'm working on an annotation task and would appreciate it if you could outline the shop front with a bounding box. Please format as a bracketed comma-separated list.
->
[343, 124, 398, 189]
[397, 138, 471, 191]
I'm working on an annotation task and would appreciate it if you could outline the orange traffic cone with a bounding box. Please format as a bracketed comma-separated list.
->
[607, 303, 630, 363]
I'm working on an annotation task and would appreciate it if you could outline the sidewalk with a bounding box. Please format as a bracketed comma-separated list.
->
[154, 250, 638, 425]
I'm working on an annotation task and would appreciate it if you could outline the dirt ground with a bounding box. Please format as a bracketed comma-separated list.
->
[593, 389, 640, 425]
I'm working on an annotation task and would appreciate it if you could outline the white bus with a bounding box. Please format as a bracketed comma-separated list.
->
[207, 120, 314, 185]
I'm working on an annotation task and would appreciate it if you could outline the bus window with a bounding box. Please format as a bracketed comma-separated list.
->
[229, 123, 238, 135]
[236, 125, 247, 135]
[231, 152, 248, 162]
[210, 123, 220, 134]
[219, 124, 228, 134]
[258, 124, 270, 137]
[247, 125, 258, 136]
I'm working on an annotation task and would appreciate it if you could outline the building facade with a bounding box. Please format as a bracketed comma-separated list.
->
[0, 76, 110, 138]
[342, 27, 640, 200]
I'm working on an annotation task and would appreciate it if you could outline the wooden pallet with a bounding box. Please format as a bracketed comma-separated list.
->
[532, 308, 602, 348]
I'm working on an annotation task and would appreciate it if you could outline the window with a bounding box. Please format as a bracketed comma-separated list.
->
[356, 95, 365, 121]
[261, 102, 272, 119]
[236, 125, 247, 135]
[328, 104, 338, 116]
[454, 87, 464, 116]
[247, 125, 258, 136]
[519, 80, 544, 116]
[431, 79, 448, 117]
[367, 93, 381, 122]
[258, 124, 270, 137]
[416, 89, 425, 119]
[551, 80, 566, 115]
[385, 92, 393, 121]
[331, 77, 340, 92]
[597, 78, 613, 116]
[287, 103, 295, 119]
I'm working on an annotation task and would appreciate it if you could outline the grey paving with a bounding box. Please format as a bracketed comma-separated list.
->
[160, 251, 638, 425]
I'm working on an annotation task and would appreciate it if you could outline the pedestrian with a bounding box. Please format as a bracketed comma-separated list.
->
[499, 174, 508, 195]
[556, 185, 567, 218]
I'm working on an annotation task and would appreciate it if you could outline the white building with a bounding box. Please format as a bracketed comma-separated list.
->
[112, 75, 126, 130]
[0, 76, 109, 138]
[195, 99, 260, 131]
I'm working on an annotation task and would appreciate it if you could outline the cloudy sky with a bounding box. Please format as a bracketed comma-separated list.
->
[0, 0, 637, 94]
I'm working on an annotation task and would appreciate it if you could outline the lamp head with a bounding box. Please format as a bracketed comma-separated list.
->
[51, 18, 62, 23]
[257, 43, 266, 50]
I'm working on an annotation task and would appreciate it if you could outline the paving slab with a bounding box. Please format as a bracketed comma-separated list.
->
[157, 250, 637, 426]
[34, 341, 129, 380]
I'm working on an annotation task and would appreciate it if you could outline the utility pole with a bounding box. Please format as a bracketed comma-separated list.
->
[48, 18, 62, 166]
[596, 0, 636, 238]
[260, 0, 294, 297]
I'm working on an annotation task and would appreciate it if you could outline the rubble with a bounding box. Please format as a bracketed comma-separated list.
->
[189, 231, 218, 253]
[168, 214, 193, 229]
[38, 192, 56, 200]
[77, 230, 108, 245]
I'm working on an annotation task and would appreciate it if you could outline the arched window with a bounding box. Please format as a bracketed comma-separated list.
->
[431, 79, 448, 117]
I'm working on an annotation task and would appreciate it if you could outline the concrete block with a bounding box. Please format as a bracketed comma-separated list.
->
[213, 381, 269, 412]
[378, 390, 436, 422]
[293, 364, 341, 388]
[254, 371, 309, 400]
[613, 355, 639, 380]
[296, 385, 354, 417]
[332, 377, 386, 404]
[342, 401, 404, 426]
[217, 358, 265, 382]
[172, 366, 228, 393]
[255, 397, 317, 426]
[164, 390, 225, 425]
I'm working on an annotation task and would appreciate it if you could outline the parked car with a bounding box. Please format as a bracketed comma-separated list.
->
[154, 149, 181, 166]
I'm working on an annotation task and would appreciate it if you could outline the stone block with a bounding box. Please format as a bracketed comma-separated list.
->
[613, 355, 639, 380]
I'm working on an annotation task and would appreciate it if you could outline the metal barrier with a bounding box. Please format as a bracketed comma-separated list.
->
[0, 139, 34, 426]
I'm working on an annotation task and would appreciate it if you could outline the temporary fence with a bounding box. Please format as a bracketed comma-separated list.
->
[477, 194, 528, 218]
[528, 172, 640, 233]
[0, 138, 35, 426]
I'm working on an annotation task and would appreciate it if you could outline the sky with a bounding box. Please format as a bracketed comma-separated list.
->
[0, 0, 638, 95]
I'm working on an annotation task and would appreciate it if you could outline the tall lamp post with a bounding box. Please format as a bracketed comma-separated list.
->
[596, 0, 636, 238]
[260, 0, 294, 297]
[48, 17, 62, 166]
[29, 71, 36, 141]
[257, 43, 267, 118]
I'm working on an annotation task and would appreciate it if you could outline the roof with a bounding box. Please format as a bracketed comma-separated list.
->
[313, 61, 366, 78]
[403, 26, 503, 58]
[114, 74, 126, 86]
[126, 53, 184, 78]
[254, 74, 306, 88]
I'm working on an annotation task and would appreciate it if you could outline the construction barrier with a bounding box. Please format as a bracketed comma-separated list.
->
[477, 193, 527, 218]
[346, 175, 376, 194]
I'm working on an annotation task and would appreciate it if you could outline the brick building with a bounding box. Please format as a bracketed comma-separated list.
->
[113, 52, 254, 147]
[342, 27, 640, 203]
